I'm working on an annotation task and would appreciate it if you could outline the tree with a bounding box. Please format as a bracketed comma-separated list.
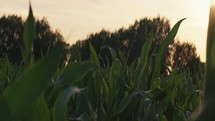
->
[33, 18, 70, 66]
[0, 15, 23, 63]
[0, 15, 69, 65]
[171, 41, 204, 76]
[161, 40, 205, 88]
[71, 16, 204, 77]
[71, 29, 114, 66]
[120, 17, 171, 64]
[71, 16, 171, 65]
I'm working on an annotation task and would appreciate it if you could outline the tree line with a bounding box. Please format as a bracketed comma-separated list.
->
[71, 17, 204, 76]
[0, 15, 204, 76]
[0, 15, 70, 65]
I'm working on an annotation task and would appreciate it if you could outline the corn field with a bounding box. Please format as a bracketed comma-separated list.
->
[0, 2, 214, 121]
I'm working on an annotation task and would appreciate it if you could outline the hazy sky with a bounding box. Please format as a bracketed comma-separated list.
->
[0, 0, 210, 62]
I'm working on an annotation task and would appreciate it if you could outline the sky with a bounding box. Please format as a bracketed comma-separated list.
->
[0, 0, 211, 62]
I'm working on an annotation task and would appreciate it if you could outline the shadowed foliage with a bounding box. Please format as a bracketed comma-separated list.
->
[0, 5, 208, 121]
[70, 17, 204, 76]
[0, 15, 70, 65]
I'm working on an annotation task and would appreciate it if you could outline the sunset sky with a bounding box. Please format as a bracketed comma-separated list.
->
[0, 0, 210, 62]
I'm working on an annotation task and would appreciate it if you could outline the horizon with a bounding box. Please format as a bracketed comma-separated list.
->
[0, 0, 210, 62]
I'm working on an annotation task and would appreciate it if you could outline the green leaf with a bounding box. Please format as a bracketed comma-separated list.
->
[134, 34, 153, 88]
[55, 62, 98, 85]
[54, 86, 80, 121]
[1, 45, 62, 121]
[149, 18, 185, 87]
[163, 73, 184, 93]
[119, 91, 140, 113]
[108, 47, 123, 75]
[204, 3, 215, 101]
[108, 47, 118, 61]
[74, 113, 91, 121]
[145, 88, 167, 101]
[107, 47, 123, 104]
[0, 95, 11, 121]
[89, 42, 100, 65]
[73, 89, 91, 118]
[24, 97, 50, 121]
[22, 4, 35, 65]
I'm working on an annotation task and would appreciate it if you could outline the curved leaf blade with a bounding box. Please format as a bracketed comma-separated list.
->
[119, 91, 140, 113]
[89, 42, 100, 65]
[54, 86, 80, 121]
[56, 62, 98, 85]
[22, 4, 35, 65]
[2, 46, 62, 121]
[24, 97, 50, 121]
[149, 18, 185, 86]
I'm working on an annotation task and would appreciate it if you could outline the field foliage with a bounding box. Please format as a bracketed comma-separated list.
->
[0, 4, 212, 121]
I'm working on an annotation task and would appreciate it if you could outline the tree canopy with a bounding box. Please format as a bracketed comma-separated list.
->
[71, 16, 204, 75]
[0, 15, 69, 64]
[0, 15, 204, 75]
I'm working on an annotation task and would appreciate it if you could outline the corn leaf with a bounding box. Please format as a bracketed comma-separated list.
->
[205, 4, 215, 100]
[0, 94, 11, 121]
[54, 86, 80, 121]
[89, 42, 100, 65]
[149, 18, 185, 87]
[55, 62, 98, 85]
[119, 91, 140, 113]
[1, 45, 62, 121]
[22, 4, 35, 65]
[75, 113, 91, 121]
[24, 96, 50, 121]
[134, 34, 153, 88]
[145, 88, 167, 101]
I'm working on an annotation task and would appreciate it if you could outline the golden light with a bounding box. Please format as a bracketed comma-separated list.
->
[211, 0, 215, 6]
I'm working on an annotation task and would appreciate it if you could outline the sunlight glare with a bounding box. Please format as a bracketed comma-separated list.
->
[211, 0, 215, 6]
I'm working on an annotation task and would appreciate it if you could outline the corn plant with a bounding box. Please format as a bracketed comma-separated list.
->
[0, 3, 204, 121]
[0, 57, 24, 91]
[0, 4, 99, 121]
[66, 18, 201, 121]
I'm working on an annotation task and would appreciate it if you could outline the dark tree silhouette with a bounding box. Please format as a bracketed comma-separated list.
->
[0, 15, 69, 65]
[34, 18, 70, 65]
[171, 41, 204, 75]
[71, 16, 204, 77]
[71, 16, 171, 65]
[120, 17, 171, 64]
[70, 29, 113, 66]
[163, 40, 205, 87]
[0, 15, 23, 63]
